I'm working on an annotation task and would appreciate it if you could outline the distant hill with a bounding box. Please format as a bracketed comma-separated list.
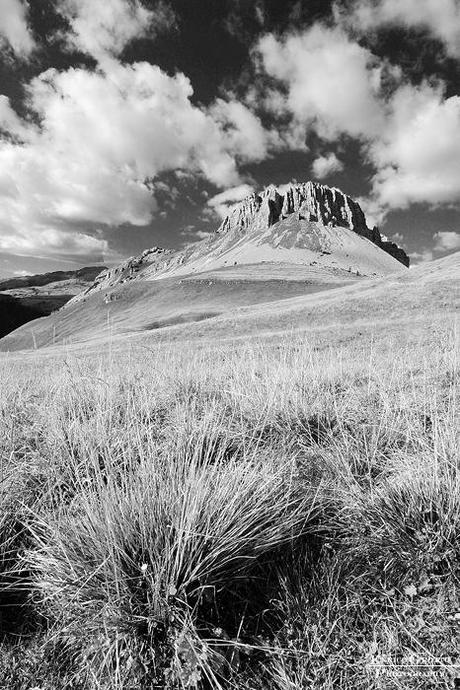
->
[0, 294, 44, 339]
[0, 265, 106, 338]
[0, 266, 105, 292]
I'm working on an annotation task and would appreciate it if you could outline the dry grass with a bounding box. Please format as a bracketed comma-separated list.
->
[0, 325, 458, 688]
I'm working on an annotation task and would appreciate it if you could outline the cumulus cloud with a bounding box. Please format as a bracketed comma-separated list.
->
[390, 232, 406, 246]
[339, 0, 460, 58]
[0, 56, 277, 259]
[209, 99, 280, 163]
[369, 84, 460, 210]
[0, 227, 108, 261]
[207, 184, 255, 220]
[181, 225, 212, 242]
[256, 25, 385, 140]
[312, 152, 344, 179]
[433, 230, 460, 252]
[0, 0, 35, 57]
[57, 0, 175, 61]
[0, 95, 32, 139]
[409, 249, 434, 263]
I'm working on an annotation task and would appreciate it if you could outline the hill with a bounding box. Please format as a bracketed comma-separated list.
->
[0, 266, 106, 292]
[0, 265, 106, 338]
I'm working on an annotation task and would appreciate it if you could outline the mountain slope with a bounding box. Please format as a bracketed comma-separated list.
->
[0, 272, 349, 350]
[0, 251, 457, 354]
[68, 182, 408, 305]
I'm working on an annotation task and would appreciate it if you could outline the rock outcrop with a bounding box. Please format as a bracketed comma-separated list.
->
[218, 182, 409, 266]
[67, 247, 170, 305]
[87, 247, 167, 288]
[378, 236, 410, 267]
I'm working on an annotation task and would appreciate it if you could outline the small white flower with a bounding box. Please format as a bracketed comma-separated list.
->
[141, 563, 148, 574]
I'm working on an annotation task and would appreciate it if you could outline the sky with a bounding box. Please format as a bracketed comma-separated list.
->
[0, 0, 460, 277]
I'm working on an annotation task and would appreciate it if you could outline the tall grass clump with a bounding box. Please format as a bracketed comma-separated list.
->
[26, 428, 319, 689]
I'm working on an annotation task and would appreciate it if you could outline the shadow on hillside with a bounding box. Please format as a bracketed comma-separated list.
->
[143, 311, 221, 330]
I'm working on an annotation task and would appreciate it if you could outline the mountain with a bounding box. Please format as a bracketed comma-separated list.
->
[0, 182, 412, 350]
[216, 182, 408, 266]
[69, 182, 408, 306]
[0, 266, 106, 338]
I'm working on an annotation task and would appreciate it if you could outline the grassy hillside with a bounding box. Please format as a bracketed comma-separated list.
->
[0, 254, 458, 688]
[1, 251, 458, 354]
[0, 268, 351, 351]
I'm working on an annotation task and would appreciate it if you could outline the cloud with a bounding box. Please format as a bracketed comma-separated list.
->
[0, 95, 32, 139]
[409, 249, 433, 263]
[0, 0, 35, 58]
[369, 84, 460, 210]
[0, 56, 278, 259]
[0, 227, 108, 261]
[181, 225, 212, 242]
[207, 184, 254, 220]
[355, 195, 388, 228]
[255, 2, 266, 27]
[390, 232, 406, 247]
[256, 25, 386, 140]
[57, 0, 175, 61]
[433, 230, 460, 252]
[209, 99, 280, 163]
[340, 0, 460, 58]
[312, 152, 344, 179]
[406, 230, 459, 265]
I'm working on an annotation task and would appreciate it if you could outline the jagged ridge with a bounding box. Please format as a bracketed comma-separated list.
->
[218, 182, 409, 266]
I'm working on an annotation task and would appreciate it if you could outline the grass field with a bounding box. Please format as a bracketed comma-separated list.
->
[0, 298, 459, 689]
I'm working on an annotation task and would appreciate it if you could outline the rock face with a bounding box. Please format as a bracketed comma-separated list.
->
[218, 182, 409, 266]
[378, 235, 411, 267]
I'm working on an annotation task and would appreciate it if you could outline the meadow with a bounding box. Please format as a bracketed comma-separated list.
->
[0, 320, 458, 689]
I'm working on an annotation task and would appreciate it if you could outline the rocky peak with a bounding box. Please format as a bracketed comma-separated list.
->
[217, 181, 409, 266]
